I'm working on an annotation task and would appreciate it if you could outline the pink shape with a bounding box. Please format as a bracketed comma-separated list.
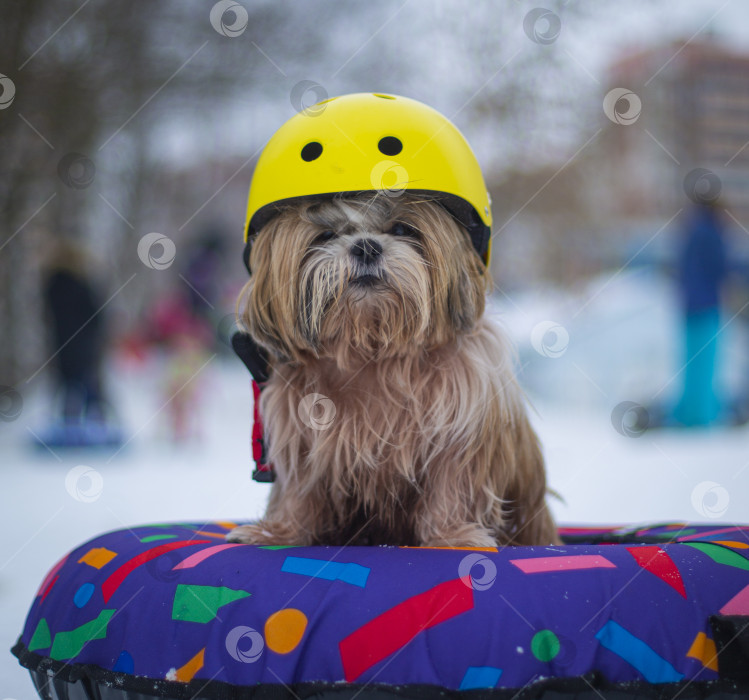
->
[558, 526, 620, 536]
[677, 527, 749, 542]
[510, 554, 616, 573]
[172, 543, 245, 570]
[720, 583, 749, 615]
[36, 553, 69, 599]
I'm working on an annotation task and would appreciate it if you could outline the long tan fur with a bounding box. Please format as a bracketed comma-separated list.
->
[227, 194, 559, 547]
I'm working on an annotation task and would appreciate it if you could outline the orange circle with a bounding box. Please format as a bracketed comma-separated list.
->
[264, 608, 308, 654]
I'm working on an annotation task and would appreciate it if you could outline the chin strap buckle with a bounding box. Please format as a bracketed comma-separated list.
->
[251, 467, 276, 482]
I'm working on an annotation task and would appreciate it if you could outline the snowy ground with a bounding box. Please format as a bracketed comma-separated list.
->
[3, 267, 749, 696]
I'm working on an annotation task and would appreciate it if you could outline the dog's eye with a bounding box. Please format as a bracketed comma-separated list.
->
[388, 222, 418, 238]
[314, 230, 336, 243]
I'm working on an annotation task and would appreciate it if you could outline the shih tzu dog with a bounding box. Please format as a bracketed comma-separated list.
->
[227, 192, 558, 548]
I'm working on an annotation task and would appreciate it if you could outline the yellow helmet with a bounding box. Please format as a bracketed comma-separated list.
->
[243, 92, 492, 267]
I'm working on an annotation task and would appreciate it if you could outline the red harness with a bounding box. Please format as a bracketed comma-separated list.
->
[251, 379, 275, 482]
[231, 330, 275, 482]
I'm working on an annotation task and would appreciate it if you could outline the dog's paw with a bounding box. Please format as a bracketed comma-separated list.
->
[225, 524, 276, 545]
[422, 524, 498, 549]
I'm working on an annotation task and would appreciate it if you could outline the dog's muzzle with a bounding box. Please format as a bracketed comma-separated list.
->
[350, 238, 382, 267]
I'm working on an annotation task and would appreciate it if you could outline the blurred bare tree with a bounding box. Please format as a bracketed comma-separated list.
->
[1, 0, 600, 386]
[0, 0, 322, 382]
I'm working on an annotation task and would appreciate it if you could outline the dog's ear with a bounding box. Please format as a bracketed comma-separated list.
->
[237, 227, 297, 361]
[446, 245, 487, 332]
[447, 269, 479, 331]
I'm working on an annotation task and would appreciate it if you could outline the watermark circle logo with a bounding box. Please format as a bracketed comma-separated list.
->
[531, 320, 569, 358]
[691, 481, 729, 519]
[603, 88, 642, 125]
[370, 160, 409, 198]
[0, 385, 23, 422]
[458, 552, 497, 591]
[210, 0, 248, 37]
[554, 634, 577, 667]
[225, 625, 264, 663]
[683, 168, 722, 205]
[0, 74, 16, 109]
[65, 465, 104, 503]
[145, 548, 188, 583]
[298, 393, 336, 430]
[138, 232, 176, 270]
[611, 401, 649, 438]
[57, 153, 96, 189]
[523, 8, 561, 45]
[290, 80, 329, 117]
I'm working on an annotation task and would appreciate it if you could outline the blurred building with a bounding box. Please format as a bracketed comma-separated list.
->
[606, 38, 749, 221]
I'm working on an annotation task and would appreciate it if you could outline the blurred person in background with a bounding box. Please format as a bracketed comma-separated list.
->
[39, 237, 122, 447]
[672, 200, 728, 427]
[145, 288, 213, 443]
[115, 230, 224, 443]
[183, 224, 227, 326]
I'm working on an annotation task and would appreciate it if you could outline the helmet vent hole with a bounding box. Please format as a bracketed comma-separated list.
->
[378, 136, 402, 156]
[373, 93, 396, 100]
[301, 142, 323, 162]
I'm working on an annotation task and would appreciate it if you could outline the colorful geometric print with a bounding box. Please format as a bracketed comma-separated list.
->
[625, 546, 687, 597]
[339, 576, 474, 681]
[13, 522, 749, 691]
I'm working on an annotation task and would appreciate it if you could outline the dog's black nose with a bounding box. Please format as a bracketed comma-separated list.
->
[350, 238, 383, 265]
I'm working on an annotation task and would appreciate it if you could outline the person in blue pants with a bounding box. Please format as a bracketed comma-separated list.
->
[672, 201, 727, 427]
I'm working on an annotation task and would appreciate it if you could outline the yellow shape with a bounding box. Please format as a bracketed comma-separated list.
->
[264, 608, 308, 654]
[191, 529, 227, 540]
[713, 540, 749, 549]
[216, 521, 238, 530]
[175, 647, 205, 682]
[686, 631, 719, 672]
[78, 547, 117, 569]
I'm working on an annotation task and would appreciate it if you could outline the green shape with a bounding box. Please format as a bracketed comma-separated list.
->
[653, 528, 696, 539]
[140, 534, 178, 543]
[259, 545, 301, 550]
[172, 584, 250, 623]
[50, 609, 115, 660]
[28, 618, 51, 652]
[684, 542, 749, 571]
[531, 629, 560, 662]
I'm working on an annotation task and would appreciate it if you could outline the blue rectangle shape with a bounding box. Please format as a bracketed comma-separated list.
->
[595, 620, 684, 683]
[460, 666, 503, 689]
[281, 556, 370, 587]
